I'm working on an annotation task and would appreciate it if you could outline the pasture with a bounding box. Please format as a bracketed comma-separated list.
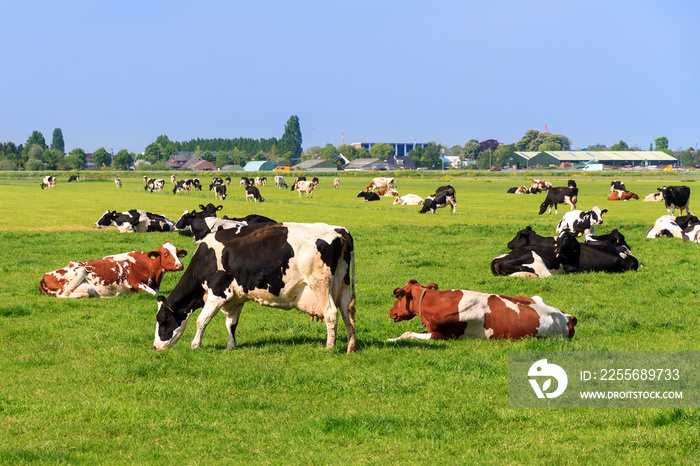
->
[0, 171, 698, 464]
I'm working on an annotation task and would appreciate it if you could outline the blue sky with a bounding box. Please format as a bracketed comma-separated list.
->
[2, 1, 698, 154]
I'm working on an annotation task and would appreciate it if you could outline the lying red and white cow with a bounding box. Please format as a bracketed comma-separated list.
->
[387, 279, 576, 341]
[40, 242, 187, 298]
[607, 191, 639, 201]
[377, 187, 399, 197]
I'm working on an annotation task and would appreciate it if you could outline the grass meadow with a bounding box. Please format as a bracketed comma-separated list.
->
[0, 170, 698, 464]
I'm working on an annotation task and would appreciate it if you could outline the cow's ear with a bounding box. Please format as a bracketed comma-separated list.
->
[657, 188, 662, 192]
[216, 205, 223, 211]
[427, 283, 439, 290]
[177, 250, 187, 258]
[393, 288, 407, 298]
[199, 204, 206, 210]
[111, 210, 117, 215]
[148, 251, 161, 260]
[576, 232, 583, 237]
[601, 209, 608, 214]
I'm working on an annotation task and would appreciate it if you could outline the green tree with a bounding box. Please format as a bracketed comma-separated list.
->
[654, 136, 669, 151]
[408, 145, 424, 168]
[462, 139, 482, 159]
[51, 128, 65, 154]
[201, 150, 214, 163]
[449, 145, 463, 158]
[538, 141, 561, 151]
[215, 150, 230, 168]
[279, 115, 303, 158]
[321, 144, 339, 161]
[493, 144, 515, 167]
[92, 147, 111, 168]
[229, 148, 246, 167]
[42, 148, 64, 170]
[369, 143, 395, 160]
[303, 146, 323, 161]
[420, 142, 443, 169]
[515, 129, 571, 151]
[609, 140, 629, 151]
[338, 144, 366, 161]
[113, 149, 134, 170]
[26, 131, 47, 149]
[67, 148, 87, 169]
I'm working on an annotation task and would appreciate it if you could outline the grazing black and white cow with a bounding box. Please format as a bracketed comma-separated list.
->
[152, 223, 357, 353]
[311, 177, 319, 187]
[554, 231, 639, 273]
[212, 183, 227, 200]
[538, 186, 578, 214]
[68, 175, 79, 183]
[41, 175, 56, 189]
[610, 180, 626, 193]
[658, 186, 691, 216]
[94, 209, 177, 233]
[419, 186, 456, 214]
[115, 177, 122, 188]
[556, 206, 608, 237]
[144, 178, 156, 192]
[245, 185, 265, 202]
[274, 176, 288, 189]
[225, 176, 231, 186]
[145, 178, 165, 193]
[508, 186, 539, 194]
[173, 179, 193, 194]
[357, 191, 380, 202]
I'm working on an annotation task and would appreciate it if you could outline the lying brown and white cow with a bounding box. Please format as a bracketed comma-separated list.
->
[386, 279, 576, 341]
[607, 191, 639, 201]
[39, 242, 187, 298]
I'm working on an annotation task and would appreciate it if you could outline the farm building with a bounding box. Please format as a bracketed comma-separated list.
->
[342, 158, 388, 171]
[243, 160, 279, 172]
[513, 151, 678, 168]
[291, 159, 338, 172]
[180, 156, 217, 171]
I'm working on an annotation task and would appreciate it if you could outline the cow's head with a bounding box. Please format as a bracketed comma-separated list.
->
[153, 296, 190, 350]
[538, 202, 549, 215]
[94, 210, 117, 228]
[589, 206, 608, 225]
[554, 231, 580, 261]
[566, 315, 578, 338]
[389, 280, 438, 322]
[148, 242, 187, 271]
[507, 226, 535, 249]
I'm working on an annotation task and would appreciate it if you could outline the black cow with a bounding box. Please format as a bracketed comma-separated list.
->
[312, 177, 320, 187]
[245, 185, 265, 202]
[491, 244, 564, 277]
[68, 175, 79, 183]
[152, 223, 357, 353]
[658, 186, 691, 216]
[554, 231, 639, 273]
[610, 180, 626, 192]
[538, 186, 578, 214]
[506, 226, 555, 250]
[94, 209, 176, 233]
[357, 191, 380, 202]
[419, 186, 456, 214]
[585, 229, 632, 252]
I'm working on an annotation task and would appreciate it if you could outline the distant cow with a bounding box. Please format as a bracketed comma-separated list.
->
[240, 177, 253, 187]
[293, 180, 315, 198]
[245, 185, 265, 202]
[531, 179, 552, 191]
[152, 223, 357, 352]
[312, 177, 319, 187]
[538, 186, 578, 214]
[377, 187, 399, 197]
[333, 178, 340, 189]
[40, 242, 187, 298]
[393, 194, 424, 206]
[115, 177, 122, 188]
[607, 191, 639, 201]
[173, 179, 193, 194]
[41, 175, 56, 189]
[171, 175, 177, 185]
[68, 175, 79, 183]
[94, 209, 176, 233]
[357, 191, 380, 202]
[366, 177, 395, 192]
[255, 177, 267, 187]
[212, 183, 227, 200]
[610, 180, 626, 192]
[556, 207, 608, 237]
[643, 192, 664, 202]
[508, 186, 540, 194]
[419, 186, 456, 214]
[658, 186, 691, 216]
[386, 279, 576, 341]
[274, 176, 288, 189]
[145, 178, 164, 193]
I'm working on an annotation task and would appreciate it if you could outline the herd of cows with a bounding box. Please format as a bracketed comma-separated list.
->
[35, 174, 695, 350]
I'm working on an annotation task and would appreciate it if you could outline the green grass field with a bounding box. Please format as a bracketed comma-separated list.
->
[1, 171, 698, 464]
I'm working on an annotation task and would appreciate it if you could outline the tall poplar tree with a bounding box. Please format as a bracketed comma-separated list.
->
[279, 115, 303, 158]
[51, 128, 65, 154]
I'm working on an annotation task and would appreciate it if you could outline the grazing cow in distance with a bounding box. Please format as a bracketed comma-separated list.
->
[40, 242, 187, 298]
[115, 177, 122, 188]
[556, 207, 608, 237]
[658, 186, 691, 216]
[508, 186, 540, 194]
[274, 175, 288, 189]
[610, 180, 626, 193]
[245, 185, 265, 202]
[68, 175, 79, 183]
[333, 178, 340, 189]
[377, 187, 399, 197]
[212, 183, 227, 200]
[142, 175, 148, 184]
[293, 180, 315, 198]
[393, 194, 424, 206]
[607, 191, 639, 201]
[144, 178, 156, 192]
[531, 179, 552, 191]
[152, 223, 357, 353]
[386, 279, 576, 341]
[240, 177, 253, 187]
[255, 177, 267, 187]
[94, 209, 177, 233]
[366, 177, 395, 192]
[312, 177, 319, 187]
[419, 186, 456, 214]
[151, 179, 165, 193]
[357, 191, 380, 202]
[173, 179, 193, 194]
[643, 192, 663, 202]
[538, 186, 578, 214]
[171, 174, 177, 185]
[41, 175, 56, 189]
[225, 176, 231, 186]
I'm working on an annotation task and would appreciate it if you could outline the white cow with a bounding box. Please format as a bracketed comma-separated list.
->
[393, 194, 424, 206]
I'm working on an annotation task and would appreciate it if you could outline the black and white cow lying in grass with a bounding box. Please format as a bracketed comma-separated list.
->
[94, 209, 176, 233]
[646, 214, 700, 242]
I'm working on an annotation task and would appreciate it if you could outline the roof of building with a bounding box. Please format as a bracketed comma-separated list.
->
[180, 156, 217, 171]
[515, 151, 677, 163]
[291, 159, 338, 171]
[342, 158, 385, 170]
[244, 160, 279, 172]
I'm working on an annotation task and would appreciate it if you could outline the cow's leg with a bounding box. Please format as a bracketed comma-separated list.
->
[221, 302, 243, 350]
[191, 295, 227, 349]
[386, 332, 432, 342]
[56, 267, 90, 298]
[323, 301, 339, 349]
[338, 294, 357, 353]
